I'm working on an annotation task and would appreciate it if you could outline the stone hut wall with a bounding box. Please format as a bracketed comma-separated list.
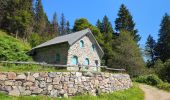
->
[33, 43, 69, 64]
[67, 35, 101, 66]
[0, 72, 132, 97]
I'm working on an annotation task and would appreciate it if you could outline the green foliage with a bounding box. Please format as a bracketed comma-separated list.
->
[0, 83, 144, 100]
[157, 83, 170, 92]
[134, 74, 163, 86]
[156, 13, 170, 62]
[111, 30, 145, 77]
[145, 35, 156, 68]
[0, 30, 31, 61]
[159, 59, 170, 82]
[0, 63, 67, 72]
[51, 12, 59, 36]
[28, 33, 42, 47]
[1, 0, 33, 39]
[115, 4, 140, 42]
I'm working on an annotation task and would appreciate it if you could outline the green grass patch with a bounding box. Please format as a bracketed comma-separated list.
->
[0, 30, 31, 61]
[0, 63, 67, 72]
[0, 83, 144, 100]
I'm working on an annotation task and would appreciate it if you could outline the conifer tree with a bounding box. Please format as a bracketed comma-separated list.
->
[145, 35, 156, 68]
[34, 0, 46, 34]
[156, 13, 170, 62]
[60, 13, 66, 35]
[115, 4, 140, 42]
[51, 12, 59, 36]
[1, 0, 33, 39]
[66, 21, 71, 34]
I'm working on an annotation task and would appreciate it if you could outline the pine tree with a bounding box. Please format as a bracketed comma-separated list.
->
[156, 13, 170, 62]
[111, 30, 144, 77]
[96, 19, 102, 32]
[34, 0, 46, 34]
[51, 12, 59, 36]
[66, 21, 71, 34]
[145, 35, 156, 68]
[115, 4, 140, 42]
[101, 15, 113, 43]
[1, 0, 33, 39]
[60, 13, 66, 35]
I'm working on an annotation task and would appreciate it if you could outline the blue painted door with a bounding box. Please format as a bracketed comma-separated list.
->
[71, 56, 78, 65]
[84, 58, 89, 65]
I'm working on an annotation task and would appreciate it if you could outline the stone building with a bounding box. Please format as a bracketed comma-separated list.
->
[29, 29, 104, 68]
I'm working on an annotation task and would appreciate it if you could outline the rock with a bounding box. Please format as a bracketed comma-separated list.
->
[39, 72, 48, 77]
[76, 72, 82, 77]
[41, 90, 48, 95]
[8, 72, 16, 80]
[54, 84, 62, 90]
[46, 77, 52, 82]
[68, 88, 76, 94]
[32, 88, 43, 94]
[53, 77, 60, 84]
[48, 72, 56, 78]
[33, 73, 39, 78]
[4, 86, 12, 91]
[27, 75, 35, 82]
[16, 74, 26, 80]
[9, 88, 20, 96]
[18, 86, 25, 93]
[14, 81, 22, 86]
[0, 74, 6, 80]
[23, 82, 33, 86]
[39, 81, 46, 88]
[81, 76, 86, 81]
[47, 85, 53, 91]
[50, 90, 58, 97]
[83, 72, 94, 77]
[23, 90, 31, 95]
[5, 81, 13, 86]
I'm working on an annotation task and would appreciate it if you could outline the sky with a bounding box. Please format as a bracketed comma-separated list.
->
[42, 0, 170, 48]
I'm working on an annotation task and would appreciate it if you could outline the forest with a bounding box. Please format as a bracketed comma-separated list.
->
[0, 0, 170, 83]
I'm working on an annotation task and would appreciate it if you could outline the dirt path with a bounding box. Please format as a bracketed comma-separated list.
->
[139, 84, 170, 100]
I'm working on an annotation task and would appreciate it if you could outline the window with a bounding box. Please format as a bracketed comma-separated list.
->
[71, 56, 78, 65]
[84, 58, 90, 65]
[91, 44, 95, 51]
[56, 54, 60, 62]
[80, 40, 84, 48]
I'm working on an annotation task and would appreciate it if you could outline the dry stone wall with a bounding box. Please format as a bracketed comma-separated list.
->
[0, 72, 132, 97]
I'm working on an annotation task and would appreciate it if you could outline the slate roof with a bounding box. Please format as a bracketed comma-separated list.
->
[31, 28, 104, 58]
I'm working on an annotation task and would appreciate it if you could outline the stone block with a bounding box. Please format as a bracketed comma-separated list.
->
[8, 72, 16, 80]
[0, 74, 6, 80]
[16, 74, 26, 80]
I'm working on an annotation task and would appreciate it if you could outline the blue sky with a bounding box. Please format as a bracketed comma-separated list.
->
[42, 0, 170, 48]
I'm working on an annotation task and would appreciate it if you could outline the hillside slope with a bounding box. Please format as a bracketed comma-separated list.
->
[0, 30, 31, 61]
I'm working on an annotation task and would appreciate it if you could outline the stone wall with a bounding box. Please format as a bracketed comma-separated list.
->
[67, 35, 101, 66]
[0, 72, 132, 97]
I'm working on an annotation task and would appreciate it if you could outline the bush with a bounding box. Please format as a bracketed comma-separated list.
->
[157, 83, 170, 92]
[0, 30, 31, 61]
[134, 74, 162, 86]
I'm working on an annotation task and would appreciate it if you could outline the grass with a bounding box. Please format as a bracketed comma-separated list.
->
[0, 63, 68, 72]
[0, 83, 144, 100]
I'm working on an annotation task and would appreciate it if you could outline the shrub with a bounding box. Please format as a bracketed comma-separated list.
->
[146, 74, 162, 85]
[0, 30, 31, 61]
[134, 74, 162, 86]
[157, 83, 170, 92]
